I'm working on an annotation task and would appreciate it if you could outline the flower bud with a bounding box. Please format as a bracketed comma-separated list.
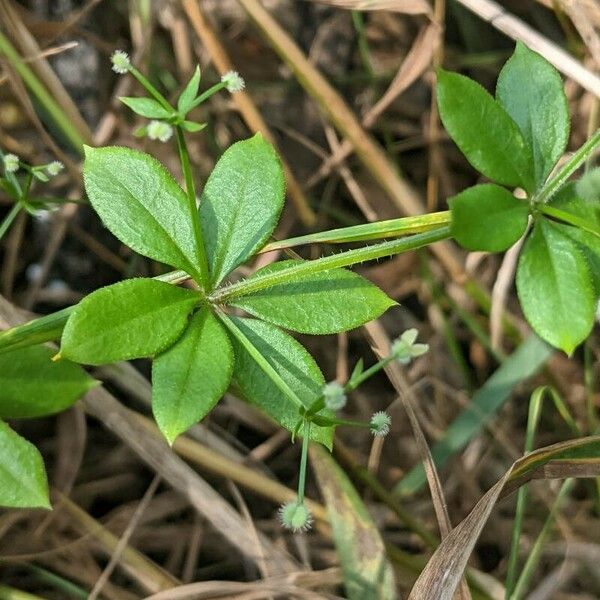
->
[46, 161, 64, 177]
[391, 328, 428, 365]
[147, 120, 174, 143]
[111, 50, 131, 75]
[3, 153, 19, 173]
[322, 381, 346, 411]
[221, 70, 245, 93]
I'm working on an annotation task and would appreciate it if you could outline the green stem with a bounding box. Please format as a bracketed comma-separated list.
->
[261, 211, 450, 252]
[297, 421, 311, 502]
[216, 310, 305, 412]
[211, 226, 451, 303]
[535, 128, 600, 205]
[129, 66, 173, 113]
[175, 127, 210, 288]
[508, 479, 574, 600]
[504, 387, 579, 598]
[189, 82, 228, 110]
[346, 355, 395, 391]
[538, 204, 600, 240]
[0, 203, 21, 242]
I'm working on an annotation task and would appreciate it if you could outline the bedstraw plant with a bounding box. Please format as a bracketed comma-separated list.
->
[0, 43, 599, 522]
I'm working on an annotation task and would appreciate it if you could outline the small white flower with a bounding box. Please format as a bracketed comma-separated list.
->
[3, 153, 19, 173]
[46, 160, 64, 177]
[322, 381, 346, 411]
[147, 120, 173, 143]
[370, 411, 391, 437]
[111, 50, 131, 74]
[391, 328, 429, 365]
[278, 499, 313, 533]
[221, 70, 245, 93]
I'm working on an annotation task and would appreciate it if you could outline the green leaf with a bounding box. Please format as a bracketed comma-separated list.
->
[228, 317, 333, 447]
[516, 219, 595, 354]
[177, 66, 201, 114]
[496, 42, 569, 188]
[152, 308, 233, 444]
[230, 260, 396, 334]
[83, 146, 202, 280]
[180, 120, 207, 133]
[548, 185, 600, 295]
[397, 335, 552, 496]
[200, 134, 285, 287]
[0, 345, 97, 419]
[61, 278, 199, 365]
[0, 421, 50, 509]
[119, 97, 172, 119]
[449, 183, 529, 251]
[576, 167, 600, 202]
[311, 445, 397, 600]
[437, 69, 534, 191]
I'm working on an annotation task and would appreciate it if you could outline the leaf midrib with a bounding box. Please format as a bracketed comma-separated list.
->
[81, 294, 196, 344]
[97, 161, 198, 276]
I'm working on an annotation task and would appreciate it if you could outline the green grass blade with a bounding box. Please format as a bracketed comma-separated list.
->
[396, 335, 553, 496]
[508, 479, 574, 600]
[505, 386, 579, 597]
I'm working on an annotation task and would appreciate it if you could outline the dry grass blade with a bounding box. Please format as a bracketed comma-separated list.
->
[364, 321, 472, 600]
[82, 389, 299, 575]
[310, 445, 396, 600]
[181, 0, 317, 227]
[236, 0, 422, 216]
[236, 0, 465, 282]
[59, 494, 178, 595]
[301, 0, 432, 15]
[144, 568, 342, 600]
[312, 21, 438, 182]
[455, 0, 600, 97]
[364, 22, 438, 129]
[88, 475, 161, 600]
[408, 435, 600, 600]
[558, 0, 600, 66]
[0, 0, 93, 144]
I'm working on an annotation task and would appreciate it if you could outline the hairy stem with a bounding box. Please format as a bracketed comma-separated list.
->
[297, 421, 311, 502]
[175, 127, 210, 288]
[0, 203, 21, 243]
[211, 226, 451, 303]
[535, 128, 600, 205]
[216, 310, 305, 412]
[261, 211, 451, 252]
